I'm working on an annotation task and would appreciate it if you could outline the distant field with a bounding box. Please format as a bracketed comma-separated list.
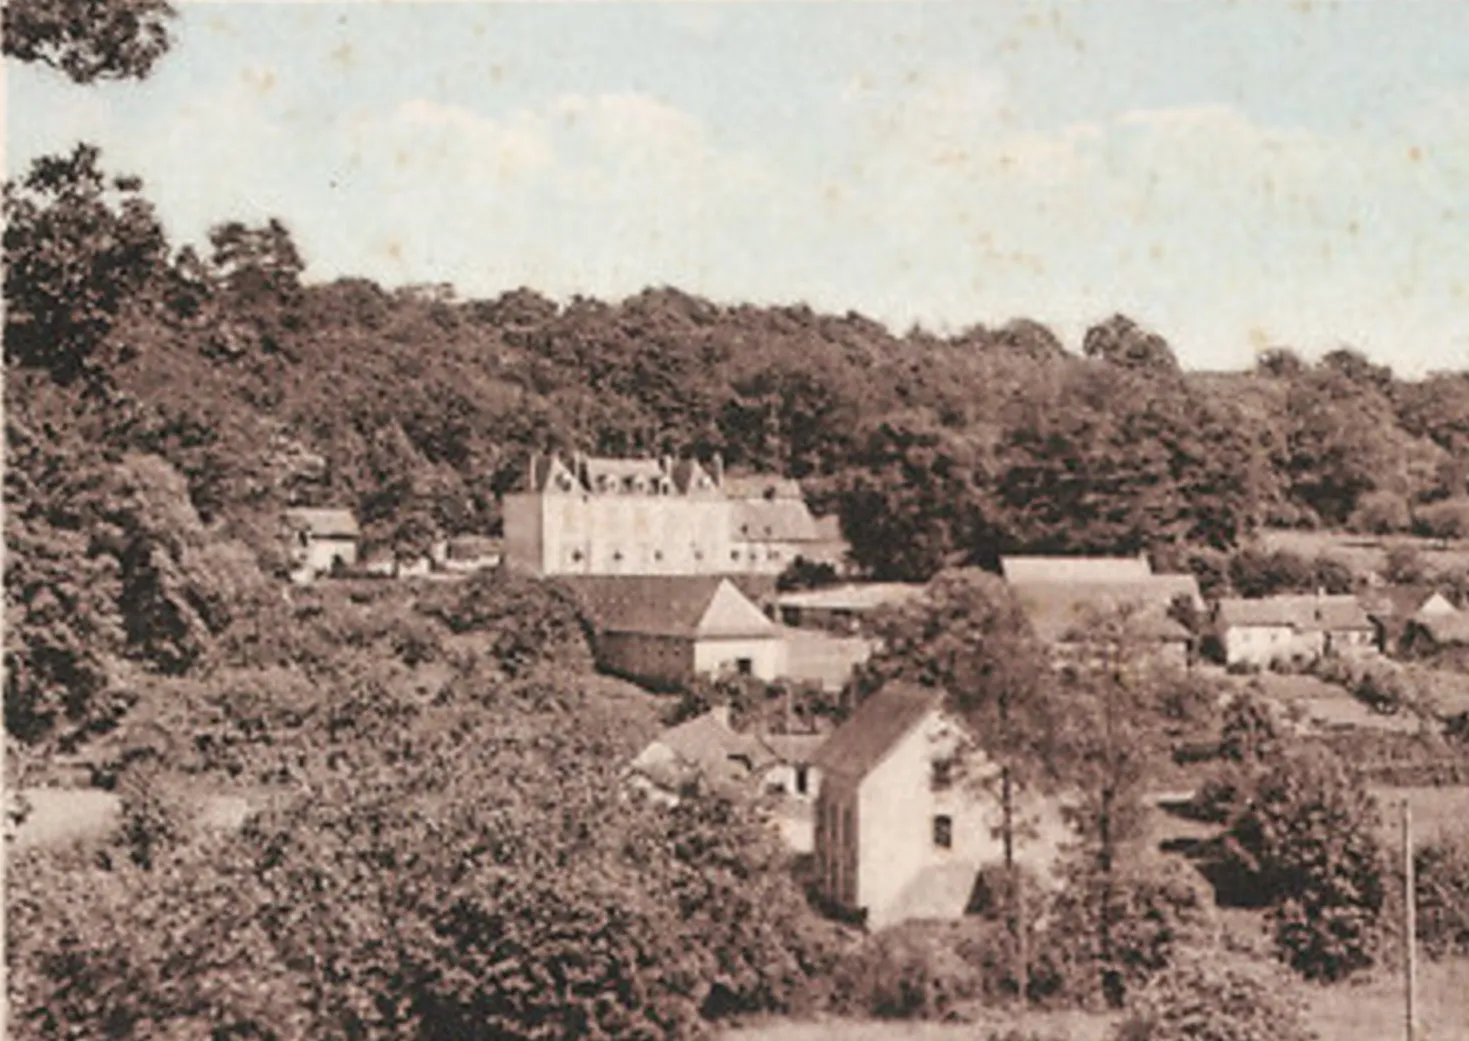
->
[1371, 784, 1469, 846]
[1256, 528, 1469, 576]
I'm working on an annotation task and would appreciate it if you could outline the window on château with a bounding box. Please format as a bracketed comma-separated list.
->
[931, 757, 954, 791]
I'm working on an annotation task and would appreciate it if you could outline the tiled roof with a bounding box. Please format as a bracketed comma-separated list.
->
[732, 498, 820, 542]
[567, 575, 777, 639]
[812, 683, 943, 779]
[721, 473, 805, 501]
[1010, 576, 1200, 643]
[1000, 555, 1153, 585]
[1360, 585, 1454, 619]
[283, 508, 360, 538]
[656, 710, 776, 781]
[760, 732, 829, 764]
[1216, 595, 1373, 632]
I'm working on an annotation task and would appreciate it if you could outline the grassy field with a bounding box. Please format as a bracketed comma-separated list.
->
[724, 956, 1469, 1041]
[1256, 528, 1469, 577]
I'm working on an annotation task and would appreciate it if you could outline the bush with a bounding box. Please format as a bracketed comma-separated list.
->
[1109, 951, 1317, 1041]
[1038, 858, 1217, 1009]
[1415, 497, 1469, 540]
[833, 921, 981, 1020]
[1415, 835, 1469, 959]
[1222, 746, 1387, 981]
[1351, 490, 1412, 535]
[417, 569, 592, 676]
[1218, 689, 1281, 765]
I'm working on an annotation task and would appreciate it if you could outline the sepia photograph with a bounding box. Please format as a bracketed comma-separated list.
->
[4, 1, 1469, 1039]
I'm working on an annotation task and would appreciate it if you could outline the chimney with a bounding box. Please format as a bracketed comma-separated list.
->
[710, 702, 731, 729]
[711, 451, 725, 488]
[528, 450, 543, 491]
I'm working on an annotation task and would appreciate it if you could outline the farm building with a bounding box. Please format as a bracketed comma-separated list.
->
[1001, 556, 1202, 669]
[283, 507, 360, 582]
[569, 575, 787, 689]
[1214, 594, 1375, 668]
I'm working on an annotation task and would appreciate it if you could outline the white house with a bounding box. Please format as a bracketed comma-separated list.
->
[1215, 594, 1376, 668]
[283, 507, 360, 582]
[812, 684, 1064, 929]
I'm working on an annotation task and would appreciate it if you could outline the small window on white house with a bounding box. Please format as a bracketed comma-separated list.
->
[795, 764, 809, 796]
[731, 550, 741, 562]
[931, 758, 954, 791]
[933, 815, 953, 849]
[736, 657, 754, 676]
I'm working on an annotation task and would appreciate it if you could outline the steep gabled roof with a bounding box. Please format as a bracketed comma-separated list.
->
[1361, 585, 1457, 620]
[283, 507, 360, 539]
[567, 576, 777, 639]
[670, 458, 719, 495]
[1217, 595, 1373, 633]
[1411, 611, 1469, 646]
[1000, 555, 1153, 585]
[813, 684, 944, 779]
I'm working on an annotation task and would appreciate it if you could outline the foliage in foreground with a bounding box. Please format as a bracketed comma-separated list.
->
[6, 672, 840, 1041]
[1110, 951, 1318, 1041]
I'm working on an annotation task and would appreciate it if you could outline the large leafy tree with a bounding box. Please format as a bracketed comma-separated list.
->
[3, 145, 169, 383]
[3, 0, 173, 83]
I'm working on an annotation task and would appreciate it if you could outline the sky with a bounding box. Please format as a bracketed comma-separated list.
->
[6, 1, 1469, 374]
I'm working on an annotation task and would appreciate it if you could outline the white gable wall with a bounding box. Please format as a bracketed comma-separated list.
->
[855, 711, 1002, 928]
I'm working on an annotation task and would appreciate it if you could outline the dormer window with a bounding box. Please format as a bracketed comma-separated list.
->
[555, 474, 573, 492]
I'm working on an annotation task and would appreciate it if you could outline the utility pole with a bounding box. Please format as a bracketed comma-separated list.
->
[1402, 798, 1417, 1041]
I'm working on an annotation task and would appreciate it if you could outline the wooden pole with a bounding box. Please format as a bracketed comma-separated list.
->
[1402, 798, 1416, 1041]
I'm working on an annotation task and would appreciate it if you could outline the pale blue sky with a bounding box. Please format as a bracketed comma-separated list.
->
[7, 2, 1469, 373]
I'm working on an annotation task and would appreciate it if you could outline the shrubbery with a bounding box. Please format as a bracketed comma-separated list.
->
[1109, 951, 1317, 1041]
[1221, 746, 1387, 981]
[1413, 834, 1469, 960]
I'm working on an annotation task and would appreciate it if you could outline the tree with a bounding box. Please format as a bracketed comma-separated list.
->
[863, 569, 1056, 1000]
[1222, 746, 1386, 981]
[4, 145, 169, 382]
[1052, 604, 1177, 1007]
[3, 0, 173, 83]
[1350, 489, 1411, 535]
[1082, 314, 1180, 375]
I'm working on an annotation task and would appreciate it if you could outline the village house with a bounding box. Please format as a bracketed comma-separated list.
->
[1214, 594, 1376, 669]
[568, 575, 786, 689]
[435, 534, 504, 573]
[502, 452, 845, 578]
[1360, 585, 1460, 655]
[282, 507, 360, 583]
[812, 684, 1065, 929]
[1000, 556, 1202, 669]
[1401, 610, 1469, 663]
[627, 706, 827, 850]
